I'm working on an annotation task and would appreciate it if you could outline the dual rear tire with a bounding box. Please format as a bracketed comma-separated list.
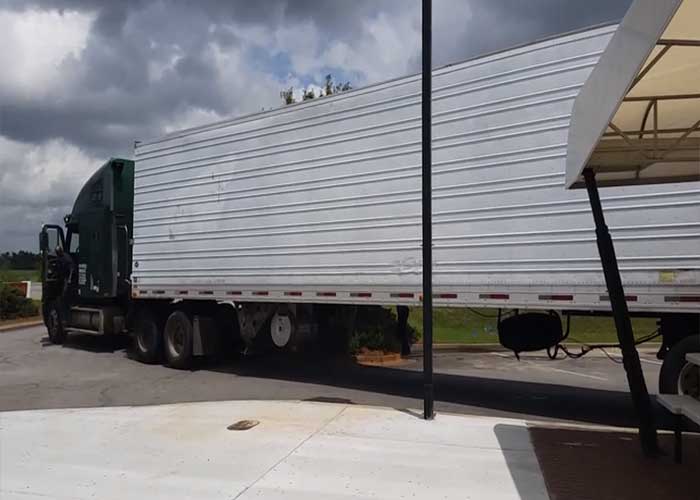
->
[163, 311, 193, 369]
[133, 309, 193, 369]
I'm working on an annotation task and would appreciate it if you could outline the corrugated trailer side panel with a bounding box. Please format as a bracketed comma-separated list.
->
[132, 25, 700, 312]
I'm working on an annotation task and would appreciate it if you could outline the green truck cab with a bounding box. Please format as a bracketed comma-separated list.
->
[39, 158, 134, 343]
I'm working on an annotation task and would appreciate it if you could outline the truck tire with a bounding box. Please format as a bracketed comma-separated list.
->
[133, 310, 162, 364]
[46, 300, 67, 344]
[659, 335, 700, 397]
[163, 310, 194, 369]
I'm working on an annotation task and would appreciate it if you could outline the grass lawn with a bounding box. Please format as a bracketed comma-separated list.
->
[0, 269, 40, 282]
[407, 307, 659, 345]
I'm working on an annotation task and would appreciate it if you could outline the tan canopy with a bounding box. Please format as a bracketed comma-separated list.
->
[566, 0, 700, 188]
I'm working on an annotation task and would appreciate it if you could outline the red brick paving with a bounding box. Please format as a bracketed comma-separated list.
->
[529, 426, 699, 500]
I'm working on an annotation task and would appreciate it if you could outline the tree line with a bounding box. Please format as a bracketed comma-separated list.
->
[0, 251, 41, 270]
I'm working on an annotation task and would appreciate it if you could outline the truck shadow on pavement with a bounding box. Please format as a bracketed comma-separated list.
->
[209, 351, 673, 431]
[46, 334, 674, 431]
[40, 333, 129, 353]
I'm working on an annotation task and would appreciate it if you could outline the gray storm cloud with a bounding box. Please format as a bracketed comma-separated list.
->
[0, 0, 631, 251]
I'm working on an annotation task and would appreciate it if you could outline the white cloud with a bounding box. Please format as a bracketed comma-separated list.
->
[162, 107, 226, 134]
[322, 11, 421, 83]
[0, 8, 94, 98]
[0, 136, 100, 208]
[0, 136, 104, 251]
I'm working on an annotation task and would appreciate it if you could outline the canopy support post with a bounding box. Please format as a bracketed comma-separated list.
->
[421, 0, 434, 421]
[583, 168, 659, 457]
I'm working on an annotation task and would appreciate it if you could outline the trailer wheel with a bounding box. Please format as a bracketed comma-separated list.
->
[133, 310, 162, 364]
[659, 335, 700, 397]
[163, 310, 194, 369]
[46, 300, 66, 345]
[270, 312, 295, 349]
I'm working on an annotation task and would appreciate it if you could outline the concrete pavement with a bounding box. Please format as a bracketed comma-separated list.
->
[0, 400, 549, 500]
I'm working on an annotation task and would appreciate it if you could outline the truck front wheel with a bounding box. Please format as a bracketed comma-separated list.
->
[659, 335, 700, 397]
[133, 310, 162, 364]
[46, 301, 66, 345]
[163, 310, 194, 369]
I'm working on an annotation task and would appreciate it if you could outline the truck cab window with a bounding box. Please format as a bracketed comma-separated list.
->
[69, 233, 80, 254]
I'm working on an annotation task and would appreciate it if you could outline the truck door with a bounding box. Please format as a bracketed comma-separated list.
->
[39, 224, 66, 307]
[78, 209, 117, 299]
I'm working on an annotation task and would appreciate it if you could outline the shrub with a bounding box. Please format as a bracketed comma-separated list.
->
[347, 306, 417, 354]
[0, 283, 39, 320]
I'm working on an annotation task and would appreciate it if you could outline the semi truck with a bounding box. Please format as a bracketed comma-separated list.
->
[40, 3, 699, 396]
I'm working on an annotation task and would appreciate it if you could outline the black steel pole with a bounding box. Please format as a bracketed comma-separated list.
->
[583, 168, 658, 456]
[422, 0, 434, 421]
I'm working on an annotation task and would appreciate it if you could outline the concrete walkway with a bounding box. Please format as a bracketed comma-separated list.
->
[0, 400, 549, 499]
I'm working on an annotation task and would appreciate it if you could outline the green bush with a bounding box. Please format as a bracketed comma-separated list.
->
[348, 306, 417, 354]
[0, 284, 39, 320]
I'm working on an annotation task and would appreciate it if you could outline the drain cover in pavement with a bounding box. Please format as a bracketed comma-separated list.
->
[227, 420, 260, 431]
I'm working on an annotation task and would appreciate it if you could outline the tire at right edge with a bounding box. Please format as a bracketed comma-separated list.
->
[659, 334, 700, 395]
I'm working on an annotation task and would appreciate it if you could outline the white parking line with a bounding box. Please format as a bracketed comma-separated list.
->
[540, 366, 608, 381]
[489, 352, 608, 381]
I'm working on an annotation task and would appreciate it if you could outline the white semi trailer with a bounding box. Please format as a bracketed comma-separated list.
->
[41, 1, 698, 396]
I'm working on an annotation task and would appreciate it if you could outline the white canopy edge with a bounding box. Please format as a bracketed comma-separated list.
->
[565, 0, 699, 188]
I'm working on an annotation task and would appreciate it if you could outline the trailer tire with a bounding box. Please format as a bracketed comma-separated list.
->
[659, 335, 700, 397]
[163, 310, 194, 369]
[46, 300, 67, 345]
[133, 310, 162, 364]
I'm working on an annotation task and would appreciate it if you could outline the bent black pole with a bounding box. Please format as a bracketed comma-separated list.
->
[422, 0, 434, 421]
[583, 168, 658, 456]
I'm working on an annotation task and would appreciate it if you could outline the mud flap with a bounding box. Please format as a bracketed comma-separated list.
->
[192, 316, 218, 356]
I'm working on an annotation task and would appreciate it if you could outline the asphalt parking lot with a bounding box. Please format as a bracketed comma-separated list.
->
[0, 325, 666, 428]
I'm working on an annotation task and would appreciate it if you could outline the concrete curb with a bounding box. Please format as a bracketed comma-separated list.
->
[0, 319, 43, 333]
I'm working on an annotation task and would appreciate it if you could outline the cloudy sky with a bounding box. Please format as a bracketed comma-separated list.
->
[0, 0, 631, 252]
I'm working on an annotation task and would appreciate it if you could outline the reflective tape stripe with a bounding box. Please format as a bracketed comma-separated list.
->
[479, 293, 509, 300]
[665, 295, 700, 303]
[600, 295, 637, 302]
[538, 294, 573, 301]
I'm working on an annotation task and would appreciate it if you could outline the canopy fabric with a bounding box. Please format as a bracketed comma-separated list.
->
[566, 0, 700, 188]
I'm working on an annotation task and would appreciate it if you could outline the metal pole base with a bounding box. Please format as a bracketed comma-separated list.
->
[424, 383, 435, 420]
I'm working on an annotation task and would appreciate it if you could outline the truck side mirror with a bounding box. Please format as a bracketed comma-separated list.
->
[39, 231, 49, 252]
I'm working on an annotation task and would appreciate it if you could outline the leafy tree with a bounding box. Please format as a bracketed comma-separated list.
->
[323, 74, 351, 96]
[302, 88, 316, 101]
[279, 87, 295, 105]
[280, 74, 352, 106]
